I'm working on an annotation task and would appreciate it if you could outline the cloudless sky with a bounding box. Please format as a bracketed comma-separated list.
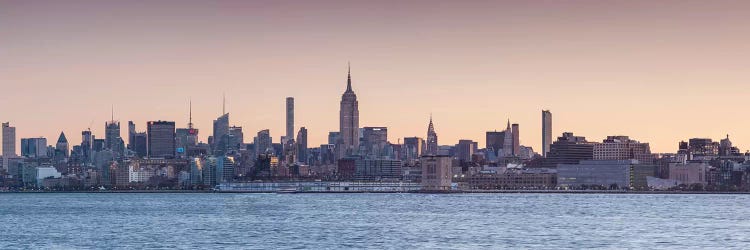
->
[1, 0, 749, 154]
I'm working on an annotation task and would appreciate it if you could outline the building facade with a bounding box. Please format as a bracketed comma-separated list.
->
[542, 110, 552, 157]
[421, 155, 452, 191]
[339, 66, 359, 157]
[147, 121, 176, 158]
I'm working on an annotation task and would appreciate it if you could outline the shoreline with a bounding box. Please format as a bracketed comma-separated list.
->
[1, 190, 749, 194]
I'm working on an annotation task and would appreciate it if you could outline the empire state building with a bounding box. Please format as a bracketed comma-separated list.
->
[339, 64, 359, 156]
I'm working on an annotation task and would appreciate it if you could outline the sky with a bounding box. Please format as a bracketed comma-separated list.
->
[1, 0, 749, 154]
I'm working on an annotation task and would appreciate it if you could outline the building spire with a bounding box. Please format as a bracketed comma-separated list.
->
[188, 98, 193, 129]
[111, 104, 114, 122]
[222, 93, 226, 115]
[346, 62, 352, 92]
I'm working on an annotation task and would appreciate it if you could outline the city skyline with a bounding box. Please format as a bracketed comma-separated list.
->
[2, 1, 750, 153]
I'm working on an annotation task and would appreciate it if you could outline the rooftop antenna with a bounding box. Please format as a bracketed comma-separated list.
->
[222, 93, 226, 115]
[111, 104, 114, 121]
[188, 97, 193, 129]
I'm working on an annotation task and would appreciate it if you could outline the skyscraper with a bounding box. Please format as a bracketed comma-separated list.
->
[542, 110, 552, 157]
[425, 115, 438, 156]
[56, 132, 69, 157]
[212, 113, 229, 154]
[128, 121, 136, 150]
[21, 137, 47, 158]
[255, 129, 272, 156]
[2, 122, 16, 156]
[403, 137, 424, 161]
[286, 97, 294, 143]
[512, 123, 520, 156]
[147, 121, 176, 158]
[339, 64, 359, 157]
[296, 127, 308, 164]
[502, 120, 513, 157]
[105, 117, 120, 150]
[456, 139, 475, 163]
[486, 131, 505, 157]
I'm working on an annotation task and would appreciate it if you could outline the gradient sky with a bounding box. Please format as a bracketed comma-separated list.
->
[1, 0, 749, 154]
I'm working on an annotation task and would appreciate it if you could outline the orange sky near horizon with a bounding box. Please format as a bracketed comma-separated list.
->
[1, 0, 749, 154]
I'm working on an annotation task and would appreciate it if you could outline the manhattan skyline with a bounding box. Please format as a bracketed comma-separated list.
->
[2, 0, 750, 153]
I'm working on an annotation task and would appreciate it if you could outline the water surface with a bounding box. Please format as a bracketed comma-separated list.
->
[1, 193, 748, 249]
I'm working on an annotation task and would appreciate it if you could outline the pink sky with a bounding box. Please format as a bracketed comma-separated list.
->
[1, 0, 749, 153]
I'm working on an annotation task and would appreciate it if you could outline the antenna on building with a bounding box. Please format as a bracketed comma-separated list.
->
[189, 97, 193, 129]
[111, 104, 114, 122]
[222, 93, 226, 115]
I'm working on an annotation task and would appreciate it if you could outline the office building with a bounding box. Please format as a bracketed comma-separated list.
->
[512, 123, 520, 156]
[354, 158, 402, 181]
[296, 127, 308, 164]
[21, 137, 47, 158]
[339, 64, 359, 157]
[425, 116, 438, 156]
[55, 132, 69, 158]
[456, 139, 475, 163]
[105, 120, 120, 150]
[3, 122, 16, 156]
[403, 137, 424, 161]
[133, 132, 147, 157]
[486, 131, 505, 157]
[542, 110, 552, 157]
[544, 132, 594, 168]
[147, 121, 176, 158]
[558, 160, 653, 189]
[362, 127, 388, 158]
[254, 129, 273, 156]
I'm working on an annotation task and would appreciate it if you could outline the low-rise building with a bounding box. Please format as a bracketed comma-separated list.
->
[421, 155, 452, 191]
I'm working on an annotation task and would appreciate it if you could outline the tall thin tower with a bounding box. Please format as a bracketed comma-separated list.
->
[339, 62, 360, 157]
[286, 97, 294, 143]
[542, 110, 552, 157]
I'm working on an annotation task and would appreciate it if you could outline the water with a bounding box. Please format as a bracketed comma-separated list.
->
[1, 193, 749, 249]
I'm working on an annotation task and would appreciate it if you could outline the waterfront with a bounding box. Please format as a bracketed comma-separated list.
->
[1, 193, 749, 249]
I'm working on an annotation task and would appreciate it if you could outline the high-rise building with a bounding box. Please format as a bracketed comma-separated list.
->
[55, 132, 69, 157]
[486, 131, 505, 157]
[362, 127, 388, 158]
[228, 126, 244, 151]
[512, 123, 520, 156]
[147, 121, 176, 158]
[502, 120, 513, 157]
[2, 122, 16, 156]
[128, 121, 136, 150]
[339, 64, 359, 157]
[296, 127, 308, 164]
[403, 137, 424, 161]
[425, 116, 439, 156]
[133, 132, 148, 158]
[212, 113, 229, 154]
[327, 132, 340, 145]
[255, 129, 273, 156]
[542, 110, 552, 157]
[21, 137, 47, 158]
[217, 156, 235, 184]
[105, 120, 120, 150]
[176, 101, 199, 157]
[456, 139, 475, 163]
[286, 97, 294, 143]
